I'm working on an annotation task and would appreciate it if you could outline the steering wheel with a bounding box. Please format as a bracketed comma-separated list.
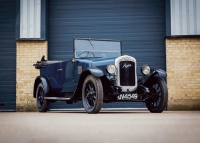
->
[77, 51, 95, 57]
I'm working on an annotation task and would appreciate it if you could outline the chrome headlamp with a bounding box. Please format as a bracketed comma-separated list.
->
[107, 64, 116, 74]
[141, 64, 151, 75]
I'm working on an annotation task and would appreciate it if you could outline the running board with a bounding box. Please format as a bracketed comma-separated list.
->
[44, 97, 71, 100]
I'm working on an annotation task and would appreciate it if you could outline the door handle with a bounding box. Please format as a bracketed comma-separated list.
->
[57, 69, 63, 72]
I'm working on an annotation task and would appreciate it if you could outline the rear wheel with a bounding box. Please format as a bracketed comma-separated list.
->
[82, 75, 103, 114]
[145, 76, 168, 113]
[36, 83, 49, 112]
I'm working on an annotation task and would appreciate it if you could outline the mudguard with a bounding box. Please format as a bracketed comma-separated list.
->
[33, 76, 51, 98]
[155, 69, 167, 77]
[138, 69, 167, 85]
[72, 67, 104, 98]
[83, 67, 104, 77]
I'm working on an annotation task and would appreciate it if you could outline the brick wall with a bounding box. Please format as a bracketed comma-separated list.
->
[16, 41, 48, 111]
[166, 37, 200, 110]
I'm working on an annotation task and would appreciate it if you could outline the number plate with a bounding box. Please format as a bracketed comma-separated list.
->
[117, 94, 138, 100]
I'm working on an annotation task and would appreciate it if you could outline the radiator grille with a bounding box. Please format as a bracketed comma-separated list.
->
[119, 61, 135, 86]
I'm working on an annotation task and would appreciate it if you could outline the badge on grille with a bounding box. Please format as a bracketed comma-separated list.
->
[122, 63, 132, 68]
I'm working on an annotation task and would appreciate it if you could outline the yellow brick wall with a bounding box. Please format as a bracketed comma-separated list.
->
[166, 37, 200, 110]
[16, 41, 48, 111]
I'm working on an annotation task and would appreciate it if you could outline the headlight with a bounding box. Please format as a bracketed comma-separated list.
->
[141, 65, 150, 75]
[107, 64, 116, 74]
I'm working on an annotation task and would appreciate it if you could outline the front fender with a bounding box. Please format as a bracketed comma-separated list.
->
[138, 69, 167, 85]
[84, 67, 104, 77]
[72, 67, 104, 99]
[155, 69, 167, 77]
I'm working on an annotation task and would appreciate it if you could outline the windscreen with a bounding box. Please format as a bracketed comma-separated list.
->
[74, 39, 121, 58]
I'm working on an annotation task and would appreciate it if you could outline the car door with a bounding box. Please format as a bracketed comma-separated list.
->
[46, 61, 64, 93]
[61, 61, 76, 92]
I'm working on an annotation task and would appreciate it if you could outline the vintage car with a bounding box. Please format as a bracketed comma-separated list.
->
[33, 38, 168, 114]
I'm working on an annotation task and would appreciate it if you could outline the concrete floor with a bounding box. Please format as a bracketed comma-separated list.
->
[0, 110, 200, 143]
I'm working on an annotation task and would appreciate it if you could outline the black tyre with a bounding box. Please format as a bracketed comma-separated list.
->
[82, 75, 103, 114]
[36, 83, 49, 112]
[145, 76, 168, 113]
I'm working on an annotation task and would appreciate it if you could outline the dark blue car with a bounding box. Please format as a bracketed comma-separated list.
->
[33, 38, 168, 114]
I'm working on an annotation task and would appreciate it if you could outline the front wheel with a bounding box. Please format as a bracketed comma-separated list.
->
[145, 76, 168, 113]
[82, 75, 103, 114]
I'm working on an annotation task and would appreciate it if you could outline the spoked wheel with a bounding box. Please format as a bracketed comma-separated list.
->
[82, 75, 103, 114]
[145, 76, 168, 113]
[84, 81, 96, 108]
[36, 83, 49, 112]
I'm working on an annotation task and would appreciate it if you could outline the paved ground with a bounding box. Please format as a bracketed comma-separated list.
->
[0, 110, 200, 143]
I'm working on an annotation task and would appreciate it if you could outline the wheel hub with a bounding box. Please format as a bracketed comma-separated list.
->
[37, 87, 45, 107]
[85, 81, 96, 108]
[147, 83, 162, 108]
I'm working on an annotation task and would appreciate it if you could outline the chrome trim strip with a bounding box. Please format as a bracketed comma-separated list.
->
[44, 97, 71, 100]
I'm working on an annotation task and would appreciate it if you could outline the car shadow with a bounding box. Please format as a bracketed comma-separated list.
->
[48, 109, 149, 114]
